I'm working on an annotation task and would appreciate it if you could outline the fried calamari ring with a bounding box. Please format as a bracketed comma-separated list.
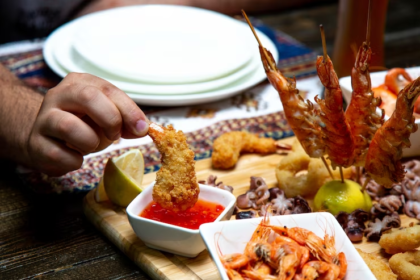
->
[356, 249, 397, 280]
[211, 131, 277, 169]
[379, 225, 420, 254]
[275, 140, 352, 197]
[148, 123, 199, 212]
[389, 250, 420, 280]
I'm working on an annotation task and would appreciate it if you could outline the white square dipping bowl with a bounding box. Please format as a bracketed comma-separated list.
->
[339, 66, 420, 157]
[126, 182, 236, 258]
[200, 212, 376, 280]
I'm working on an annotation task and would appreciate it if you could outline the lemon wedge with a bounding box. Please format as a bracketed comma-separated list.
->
[94, 177, 109, 202]
[103, 149, 145, 207]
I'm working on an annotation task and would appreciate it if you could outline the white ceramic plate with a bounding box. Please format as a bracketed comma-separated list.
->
[44, 15, 278, 106]
[72, 5, 254, 84]
[339, 66, 420, 157]
[200, 213, 376, 280]
[50, 19, 258, 95]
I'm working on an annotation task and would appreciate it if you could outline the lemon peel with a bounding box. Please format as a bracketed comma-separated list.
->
[314, 179, 372, 215]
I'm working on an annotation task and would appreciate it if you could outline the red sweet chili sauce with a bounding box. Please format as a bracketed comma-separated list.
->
[140, 199, 225, 230]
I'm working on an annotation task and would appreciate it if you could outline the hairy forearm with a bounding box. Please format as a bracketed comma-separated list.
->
[0, 64, 43, 164]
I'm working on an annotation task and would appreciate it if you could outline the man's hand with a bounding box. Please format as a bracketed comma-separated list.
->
[26, 73, 149, 176]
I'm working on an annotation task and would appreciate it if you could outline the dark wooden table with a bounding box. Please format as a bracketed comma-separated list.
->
[1, 1, 420, 279]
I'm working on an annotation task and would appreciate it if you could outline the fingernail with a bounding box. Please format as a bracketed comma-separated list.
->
[135, 120, 149, 136]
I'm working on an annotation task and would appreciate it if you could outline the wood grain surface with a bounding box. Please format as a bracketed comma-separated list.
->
[3, 1, 420, 279]
[83, 137, 417, 280]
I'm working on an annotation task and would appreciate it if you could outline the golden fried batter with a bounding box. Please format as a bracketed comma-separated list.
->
[389, 250, 420, 280]
[211, 131, 277, 169]
[379, 225, 420, 254]
[275, 139, 352, 197]
[148, 123, 199, 212]
[357, 249, 397, 280]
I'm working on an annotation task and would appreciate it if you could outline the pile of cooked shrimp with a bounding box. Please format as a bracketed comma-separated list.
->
[219, 215, 347, 280]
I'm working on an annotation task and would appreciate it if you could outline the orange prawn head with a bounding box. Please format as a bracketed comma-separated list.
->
[266, 226, 330, 261]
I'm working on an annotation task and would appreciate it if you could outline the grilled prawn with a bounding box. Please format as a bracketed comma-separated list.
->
[259, 46, 324, 158]
[316, 54, 354, 168]
[365, 77, 420, 187]
[344, 41, 384, 167]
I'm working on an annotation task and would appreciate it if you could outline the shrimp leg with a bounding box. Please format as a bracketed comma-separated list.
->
[365, 77, 420, 187]
[148, 123, 199, 212]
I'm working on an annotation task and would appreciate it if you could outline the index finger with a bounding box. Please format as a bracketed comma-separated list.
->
[66, 73, 149, 138]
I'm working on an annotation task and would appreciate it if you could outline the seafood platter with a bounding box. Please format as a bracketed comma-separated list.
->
[84, 7, 420, 280]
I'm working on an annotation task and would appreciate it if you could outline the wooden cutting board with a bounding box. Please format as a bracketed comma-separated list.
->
[83, 137, 416, 280]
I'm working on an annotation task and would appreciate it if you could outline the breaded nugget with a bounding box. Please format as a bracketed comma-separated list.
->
[148, 123, 199, 212]
[211, 131, 277, 169]
[357, 249, 397, 280]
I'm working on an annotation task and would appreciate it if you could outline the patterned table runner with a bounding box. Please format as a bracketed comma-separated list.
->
[0, 20, 322, 193]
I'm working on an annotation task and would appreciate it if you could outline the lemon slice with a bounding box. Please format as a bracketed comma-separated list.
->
[314, 179, 372, 215]
[103, 149, 145, 207]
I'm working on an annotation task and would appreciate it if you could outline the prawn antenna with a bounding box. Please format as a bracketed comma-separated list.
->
[319, 24, 328, 62]
[366, 0, 372, 44]
[242, 10, 276, 70]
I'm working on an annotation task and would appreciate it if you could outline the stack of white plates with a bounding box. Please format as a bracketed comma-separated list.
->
[44, 5, 278, 106]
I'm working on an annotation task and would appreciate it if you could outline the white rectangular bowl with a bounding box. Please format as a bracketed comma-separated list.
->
[200, 212, 376, 280]
[126, 182, 236, 258]
[339, 66, 420, 157]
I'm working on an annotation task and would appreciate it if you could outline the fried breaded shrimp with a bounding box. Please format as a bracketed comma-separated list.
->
[148, 123, 199, 212]
[356, 249, 397, 280]
[379, 225, 420, 254]
[389, 250, 420, 280]
[211, 131, 277, 169]
[275, 140, 352, 197]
